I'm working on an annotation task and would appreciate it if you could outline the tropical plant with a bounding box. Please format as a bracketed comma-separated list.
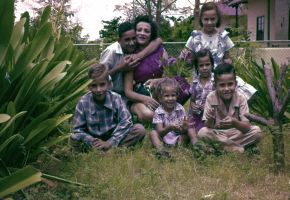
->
[0, 0, 95, 197]
[235, 49, 290, 173]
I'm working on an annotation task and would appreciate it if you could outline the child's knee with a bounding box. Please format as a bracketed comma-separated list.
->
[137, 109, 154, 123]
[251, 126, 262, 142]
[197, 127, 211, 139]
[134, 124, 146, 137]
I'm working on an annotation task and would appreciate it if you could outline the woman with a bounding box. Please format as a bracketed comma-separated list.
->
[124, 15, 168, 123]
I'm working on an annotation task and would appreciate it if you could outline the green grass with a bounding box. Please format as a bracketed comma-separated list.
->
[21, 126, 290, 200]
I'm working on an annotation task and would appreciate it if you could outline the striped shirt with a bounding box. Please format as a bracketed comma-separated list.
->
[72, 91, 133, 147]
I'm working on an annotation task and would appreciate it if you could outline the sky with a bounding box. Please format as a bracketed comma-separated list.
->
[16, 0, 195, 41]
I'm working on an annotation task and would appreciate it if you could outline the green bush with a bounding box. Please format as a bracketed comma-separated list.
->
[0, 0, 95, 174]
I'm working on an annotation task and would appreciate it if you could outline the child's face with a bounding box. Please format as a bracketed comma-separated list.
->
[198, 55, 212, 78]
[119, 29, 136, 54]
[215, 73, 237, 102]
[136, 22, 151, 47]
[88, 76, 110, 102]
[159, 86, 177, 112]
[201, 9, 218, 33]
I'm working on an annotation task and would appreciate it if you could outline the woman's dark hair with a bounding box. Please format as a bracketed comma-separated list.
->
[193, 49, 214, 75]
[213, 63, 236, 82]
[118, 21, 134, 38]
[134, 15, 158, 41]
[199, 2, 221, 28]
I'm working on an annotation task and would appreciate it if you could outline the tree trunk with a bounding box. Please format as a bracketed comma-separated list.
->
[155, 0, 162, 26]
[194, 0, 200, 29]
[270, 124, 285, 174]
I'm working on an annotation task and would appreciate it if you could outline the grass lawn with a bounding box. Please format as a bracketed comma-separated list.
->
[23, 126, 290, 200]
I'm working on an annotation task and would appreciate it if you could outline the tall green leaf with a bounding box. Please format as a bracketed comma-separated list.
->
[0, 166, 42, 198]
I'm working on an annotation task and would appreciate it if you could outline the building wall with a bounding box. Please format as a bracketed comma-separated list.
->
[247, 0, 276, 41]
[275, 0, 290, 40]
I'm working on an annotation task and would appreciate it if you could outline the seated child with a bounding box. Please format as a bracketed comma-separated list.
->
[149, 78, 194, 157]
[198, 63, 262, 153]
[188, 49, 215, 145]
[71, 64, 145, 151]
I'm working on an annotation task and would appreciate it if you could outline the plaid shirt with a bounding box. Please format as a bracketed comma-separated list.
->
[72, 91, 133, 147]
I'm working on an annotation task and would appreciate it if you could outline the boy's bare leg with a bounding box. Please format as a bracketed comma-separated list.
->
[119, 124, 146, 147]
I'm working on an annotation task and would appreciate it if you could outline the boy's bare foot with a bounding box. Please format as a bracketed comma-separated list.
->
[224, 145, 244, 153]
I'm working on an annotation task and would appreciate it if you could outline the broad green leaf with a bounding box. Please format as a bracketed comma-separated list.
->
[0, 111, 27, 140]
[39, 6, 51, 27]
[24, 114, 72, 148]
[10, 18, 26, 50]
[0, 166, 42, 198]
[39, 61, 71, 88]
[0, 114, 10, 124]
[0, 134, 25, 165]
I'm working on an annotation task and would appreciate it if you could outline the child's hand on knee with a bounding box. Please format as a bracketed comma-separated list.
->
[92, 138, 112, 151]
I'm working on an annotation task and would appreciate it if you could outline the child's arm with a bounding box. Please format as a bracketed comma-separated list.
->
[202, 97, 216, 128]
[190, 94, 203, 115]
[133, 38, 162, 60]
[155, 123, 177, 137]
[219, 116, 250, 133]
[72, 102, 95, 145]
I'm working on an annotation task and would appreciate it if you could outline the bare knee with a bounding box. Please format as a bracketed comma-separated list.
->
[197, 127, 211, 139]
[251, 126, 262, 142]
[132, 103, 154, 123]
[134, 123, 146, 138]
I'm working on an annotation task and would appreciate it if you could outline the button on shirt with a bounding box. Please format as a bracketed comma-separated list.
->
[72, 91, 133, 147]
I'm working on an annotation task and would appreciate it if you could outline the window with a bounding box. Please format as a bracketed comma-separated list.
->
[256, 16, 264, 40]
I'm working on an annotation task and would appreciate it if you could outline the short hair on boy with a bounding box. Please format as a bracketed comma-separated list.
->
[214, 63, 236, 81]
[199, 2, 221, 28]
[88, 63, 110, 81]
[134, 15, 158, 41]
[118, 22, 134, 38]
[155, 77, 180, 99]
[193, 49, 214, 75]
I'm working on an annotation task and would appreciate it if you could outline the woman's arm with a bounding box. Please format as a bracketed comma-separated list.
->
[124, 71, 159, 110]
[133, 38, 162, 60]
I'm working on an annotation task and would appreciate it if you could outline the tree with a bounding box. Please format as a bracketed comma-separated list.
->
[235, 52, 290, 174]
[115, 0, 180, 26]
[99, 17, 122, 43]
[31, 0, 87, 42]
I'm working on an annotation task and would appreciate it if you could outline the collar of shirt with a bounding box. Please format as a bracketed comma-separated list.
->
[158, 103, 183, 115]
[210, 90, 240, 117]
[115, 42, 124, 55]
[90, 91, 114, 114]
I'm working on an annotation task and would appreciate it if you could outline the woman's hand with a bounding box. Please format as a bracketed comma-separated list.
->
[144, 78, 162, 89]
[143, 96, 159, 111]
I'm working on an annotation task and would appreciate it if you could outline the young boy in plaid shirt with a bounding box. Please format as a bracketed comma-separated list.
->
[71, 64, 145, 151]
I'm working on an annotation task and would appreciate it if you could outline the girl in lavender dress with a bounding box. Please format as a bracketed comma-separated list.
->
[124, 15, 168, 123]
[150, 78, 193, 158]
[188, 49, 215, 145]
